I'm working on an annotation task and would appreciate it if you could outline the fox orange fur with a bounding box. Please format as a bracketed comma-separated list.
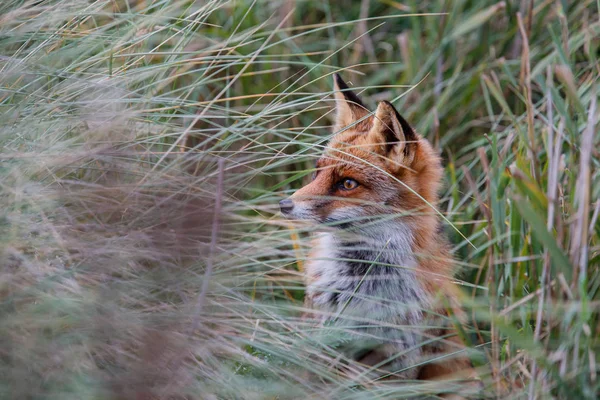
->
[280, 74, 478, 394]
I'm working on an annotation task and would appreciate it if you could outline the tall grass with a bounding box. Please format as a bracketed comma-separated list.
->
[0, 0, 598, 398]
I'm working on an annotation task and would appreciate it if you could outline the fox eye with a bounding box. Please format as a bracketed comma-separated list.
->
[339, 178, 359, 190]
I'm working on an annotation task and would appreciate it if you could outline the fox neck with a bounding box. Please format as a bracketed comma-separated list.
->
[308, 221, 430, 319]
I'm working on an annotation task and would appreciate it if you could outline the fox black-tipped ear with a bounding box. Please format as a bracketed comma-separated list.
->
[369, 101, 417, 156]
[332, 73, 369, 130]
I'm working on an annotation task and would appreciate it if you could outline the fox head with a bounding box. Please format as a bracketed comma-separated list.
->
[280, 74, 443, 234]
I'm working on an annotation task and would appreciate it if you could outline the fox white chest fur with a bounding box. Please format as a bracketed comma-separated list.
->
[306, 225, 427, 316]
[305, 224, 431, 378]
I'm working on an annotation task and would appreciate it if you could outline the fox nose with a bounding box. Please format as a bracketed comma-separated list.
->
[279, 199, 294, 214]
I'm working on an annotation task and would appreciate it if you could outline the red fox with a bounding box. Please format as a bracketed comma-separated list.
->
[280, 74, 478, 393]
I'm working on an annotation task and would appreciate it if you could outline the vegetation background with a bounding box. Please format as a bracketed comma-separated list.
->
[0, 0, 598, 398]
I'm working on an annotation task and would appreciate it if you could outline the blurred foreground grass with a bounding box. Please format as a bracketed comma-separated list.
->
[0, 0, 599, 399]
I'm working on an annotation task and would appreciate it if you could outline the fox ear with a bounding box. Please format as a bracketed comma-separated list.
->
[369, 101, 417, 156]
[333, 73, 369, 130]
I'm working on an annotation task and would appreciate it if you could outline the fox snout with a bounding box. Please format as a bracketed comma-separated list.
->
[279, 197, 314, 220]
[279, 198, 294, 214]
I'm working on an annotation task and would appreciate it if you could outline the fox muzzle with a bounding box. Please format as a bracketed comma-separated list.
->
[279, 198, 294, 214]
